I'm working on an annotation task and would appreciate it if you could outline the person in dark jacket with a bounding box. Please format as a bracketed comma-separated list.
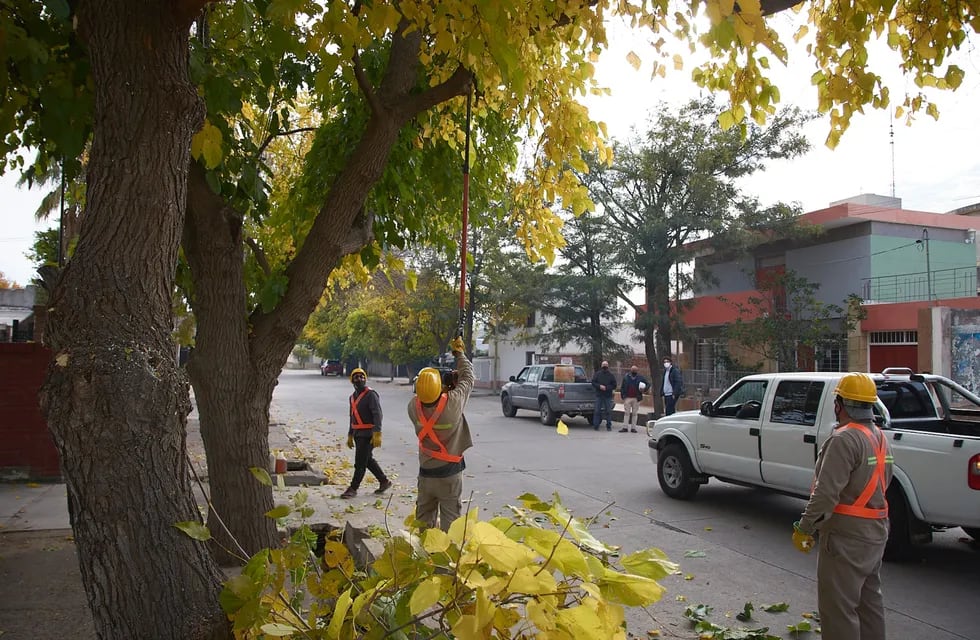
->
[661, 356, 684, 416]
[591, 361, 617, 431]
[340, 368, 392, 499]
[619, 366, 649, 432]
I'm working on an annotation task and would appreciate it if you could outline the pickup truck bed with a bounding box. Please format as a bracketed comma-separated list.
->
[501, 364, 596, 425]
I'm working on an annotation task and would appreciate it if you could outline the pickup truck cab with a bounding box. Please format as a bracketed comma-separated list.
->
[501, 364, 596, 426]
[647, 369, 980, 554]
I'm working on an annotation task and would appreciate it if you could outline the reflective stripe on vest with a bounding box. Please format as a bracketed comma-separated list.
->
[832, 422, 891, 519]
[350, 388, 374, 430]
[415, 394, 462, 463]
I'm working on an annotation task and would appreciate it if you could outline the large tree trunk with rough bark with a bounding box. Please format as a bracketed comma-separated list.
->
[183, 163, 279, 563]
[39, 3, 231, 638]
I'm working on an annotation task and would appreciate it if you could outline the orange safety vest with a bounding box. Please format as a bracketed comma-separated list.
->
[415, 394, 462, 464]
[832, 422, 891, 519]
[350, 388, 374, 430]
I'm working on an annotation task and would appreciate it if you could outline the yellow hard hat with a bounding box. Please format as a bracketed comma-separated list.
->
[350, 367, 367, 382]
[835, 372, 877, 404]
[415, 367, 443, 404]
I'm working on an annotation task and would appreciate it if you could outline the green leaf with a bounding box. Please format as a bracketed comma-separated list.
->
[42, 0, 71, 20]
[265, 504, 292, 519]
[683, 549, 707, 558]
[787, 619, 813, 633]
[174, 520, 211, 541]
[250, 466, 272, 486]
[736, 601, 754, 621]
[762, 602, 790, 612]
[684, 603, 713, 622]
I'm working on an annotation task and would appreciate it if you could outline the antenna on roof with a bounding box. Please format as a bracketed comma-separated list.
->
[889, 115, 896, 198]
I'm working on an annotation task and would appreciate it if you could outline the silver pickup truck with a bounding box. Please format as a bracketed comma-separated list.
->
[500, 364, 597, 425]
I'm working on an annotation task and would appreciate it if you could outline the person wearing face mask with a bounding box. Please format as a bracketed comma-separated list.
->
[619, 365, 649, 433]
[660, 356, 684, 416]
[793, 372, 894, 640]
[340, 368, 392, 499]
[591, 360, 617, 431]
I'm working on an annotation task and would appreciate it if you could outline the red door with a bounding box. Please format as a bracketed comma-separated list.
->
[870, 345, 918, 373]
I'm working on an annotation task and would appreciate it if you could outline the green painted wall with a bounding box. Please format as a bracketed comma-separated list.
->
[869, 236, 976, 301]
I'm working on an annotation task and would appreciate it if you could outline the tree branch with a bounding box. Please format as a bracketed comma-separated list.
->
[401, 65, 473, 120]
[352, 50, 384, 117]
[255, 126, 319, 159]
[245, 237, 272, 276]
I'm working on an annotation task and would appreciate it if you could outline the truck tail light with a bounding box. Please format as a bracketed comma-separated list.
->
[970, 454, 980, 491]
[558, 384, 565, 399]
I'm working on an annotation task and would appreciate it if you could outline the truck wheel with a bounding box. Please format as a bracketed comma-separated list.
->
[657, 443, 700, 500]
[962, 527, 980, 541]
[501, 394, 517, 417]
[539, 399, 558, 426]
[884, 485, 914, 560]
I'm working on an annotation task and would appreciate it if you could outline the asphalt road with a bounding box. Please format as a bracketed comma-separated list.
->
[273, 369, 980, 640]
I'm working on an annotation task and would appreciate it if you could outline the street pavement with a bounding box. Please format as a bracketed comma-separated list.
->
[3, 369, 978, 640]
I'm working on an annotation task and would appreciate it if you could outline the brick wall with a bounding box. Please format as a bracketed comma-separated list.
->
[0, 343, 60, 480]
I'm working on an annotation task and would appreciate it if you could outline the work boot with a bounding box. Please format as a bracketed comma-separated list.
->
[374, 479, 393, 494]
[340, 488, 357, 499]
[630, 428, 638, 433]
[619, 427, 629, 433]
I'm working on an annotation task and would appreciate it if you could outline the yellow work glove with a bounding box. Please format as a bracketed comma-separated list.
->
[450, 335, 465, 354]
[346, 435, 354, 449]
[371, 431, 382, 448]
[792, 521, 815, 553]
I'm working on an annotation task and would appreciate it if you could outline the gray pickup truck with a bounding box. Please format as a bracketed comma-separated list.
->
[500, 364, 597, 425]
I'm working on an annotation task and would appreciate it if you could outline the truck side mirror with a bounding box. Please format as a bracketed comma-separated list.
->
[509, 376, 516, 382]
[700, 401, 713, 416]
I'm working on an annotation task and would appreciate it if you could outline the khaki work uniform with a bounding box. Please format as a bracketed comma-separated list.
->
[799, 420, 893, 640]
[407, 354, 473, 531]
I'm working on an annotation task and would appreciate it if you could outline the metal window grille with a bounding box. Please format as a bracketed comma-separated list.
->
[869, 331, 918, 345]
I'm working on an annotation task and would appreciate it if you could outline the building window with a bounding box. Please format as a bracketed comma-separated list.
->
[525, 351, 535, 365]
[816, 343, 847, 372]
[869, 331, 918, 345]
[695, 338, 728, 372]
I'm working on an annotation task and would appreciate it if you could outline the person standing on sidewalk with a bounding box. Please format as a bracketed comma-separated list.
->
[408, 336, 474, 531]
[660, 356, 684, 416]
[340, 368, 392, 499]
[619, 366, 649, 433]
[591, 361, 617, 431]
[792, 372, 894, 640]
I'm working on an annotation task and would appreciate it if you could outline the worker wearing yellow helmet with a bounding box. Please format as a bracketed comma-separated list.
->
[340, 367, 392, 499]
[794, 372, 894, 640]
[407, 335, 473, 531]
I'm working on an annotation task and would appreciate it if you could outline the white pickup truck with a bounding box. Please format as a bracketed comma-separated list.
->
[646, 369, 980, 555]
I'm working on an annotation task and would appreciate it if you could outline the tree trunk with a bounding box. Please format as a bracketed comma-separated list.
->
[39, 3, 230, 638]
[184, 164, 278, 563]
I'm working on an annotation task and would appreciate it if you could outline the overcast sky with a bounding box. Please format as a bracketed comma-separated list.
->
[2, 17, 979, 287]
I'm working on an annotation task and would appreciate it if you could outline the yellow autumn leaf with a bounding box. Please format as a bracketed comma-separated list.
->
[55, 352, 69, 367]
[409, 576, 442, 615]
[626, 50, 641, 70]
[621, 548, 680, 580]
[422, 527, 451, 554]
[598, 568, 666, 606]
[326, 587, 352, 640]
[466, 521, 537, 573]
[190, 120, 223, 169]
[508, 566, 558, 594]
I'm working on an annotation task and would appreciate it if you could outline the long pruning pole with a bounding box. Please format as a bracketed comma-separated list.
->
[457, 87, 472, 339]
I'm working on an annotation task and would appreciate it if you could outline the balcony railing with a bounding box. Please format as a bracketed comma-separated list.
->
[861, 266, 978, 303]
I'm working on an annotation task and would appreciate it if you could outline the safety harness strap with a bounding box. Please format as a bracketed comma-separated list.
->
[416, 394, 462, 463]
[832, 422, 890, 519]
[350, 389, 374, 430]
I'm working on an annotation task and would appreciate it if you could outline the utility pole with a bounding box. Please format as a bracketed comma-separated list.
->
[917, 228, 932, 302]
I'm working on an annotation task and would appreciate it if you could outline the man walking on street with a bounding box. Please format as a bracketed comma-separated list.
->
[661, 356, 684, 416]
[793, 372, 894, 640]
[340, 368, 393, 499]
[408, 336, 473, 531]
[591, 361, 617, 431]
[619, 365, 649, 433]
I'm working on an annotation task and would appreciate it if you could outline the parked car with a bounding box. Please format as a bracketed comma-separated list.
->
[646, 368, 980, 555]
[500, 364, 596, 425]
[320, 359, 343, 376]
